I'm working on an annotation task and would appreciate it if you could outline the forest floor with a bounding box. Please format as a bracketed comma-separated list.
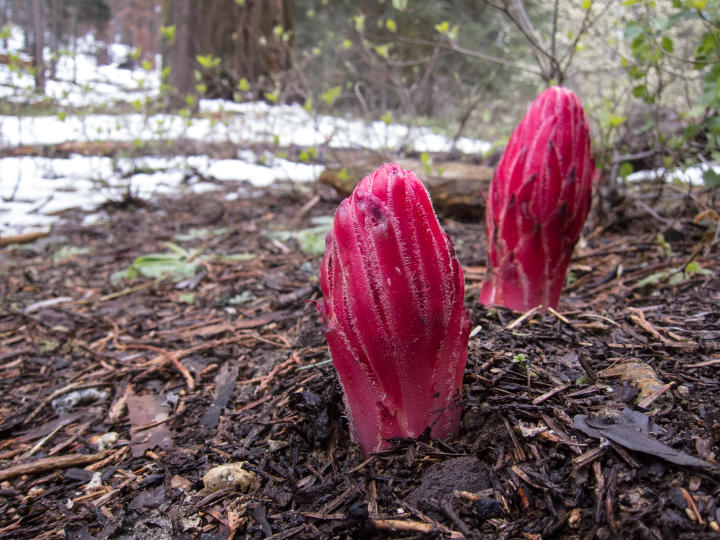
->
[0, 176, 718, 539]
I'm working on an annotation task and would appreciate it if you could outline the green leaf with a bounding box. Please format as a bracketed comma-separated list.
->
[178, 293, 195, 304]
[637, 271, 668, 287]
[160, 25, 176, 44]
[53, 246, 91, 263]
[238, 78, 249, 91]
[661, 36, 674, 53]
[163, 242, 190, 257]
[609, 114, 626, 127]
[624, 21, 645, 41]
[685, 261, 712, 276]
[420, 152, 433, 176]
[196, 54, 221, 69]
[266, 216, 334, 254]
[217, 253, 255, 262]
[703, 168, 720, 187]
[435, 21, 450, 34]
[386, 19, 397, 33]
[380, 111, 393, 124]
[264, 90, 279, 103]
[353, 14, 365, 33]
[391, 0, 408, 9]
[619, 162, 634, 178]
[374, 44, 390, 58]
[122, 253, 199, 281]
[582, 0, 592, 8]
[632, 84, 647, 99]
[321, 85, 342, 107]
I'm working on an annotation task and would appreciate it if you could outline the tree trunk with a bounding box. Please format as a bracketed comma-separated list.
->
[48, 0, 59, 79]
[161, 0, 294, 104]
[163, 0, 196, 108]
[31, 0, 45, 94]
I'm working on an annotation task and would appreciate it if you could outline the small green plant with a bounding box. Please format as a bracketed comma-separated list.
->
[656, 233, 674, 258]
[112, 242, 254, 283]
[266, 216, 334, 254]
[637, 260, 712, 288]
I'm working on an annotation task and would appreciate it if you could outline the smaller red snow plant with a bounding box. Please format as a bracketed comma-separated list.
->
[480, 86, 595, 312]
[315, 163, 471, 455]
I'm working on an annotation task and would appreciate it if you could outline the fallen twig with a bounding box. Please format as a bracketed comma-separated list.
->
[0, 450, 114, 482]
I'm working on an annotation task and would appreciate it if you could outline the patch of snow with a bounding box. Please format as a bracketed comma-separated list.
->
[627, 164, 717, 186]
[0, 152, 322, 234]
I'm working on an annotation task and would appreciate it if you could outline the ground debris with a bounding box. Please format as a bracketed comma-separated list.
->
[0, 179, 718, 538]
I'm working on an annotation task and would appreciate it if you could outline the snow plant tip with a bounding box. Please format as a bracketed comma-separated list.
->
[315, 163, 471, 455]
[480, 86, 595, 312]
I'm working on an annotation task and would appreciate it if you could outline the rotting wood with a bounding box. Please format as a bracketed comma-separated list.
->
[319, 158, 492, 218]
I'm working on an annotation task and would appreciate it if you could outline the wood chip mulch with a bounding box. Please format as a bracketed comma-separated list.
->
[0, 179, 718, 539]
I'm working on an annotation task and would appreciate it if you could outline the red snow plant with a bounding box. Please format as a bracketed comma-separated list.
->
[315, 163, 471, 454]
[480, 86, 595, 312]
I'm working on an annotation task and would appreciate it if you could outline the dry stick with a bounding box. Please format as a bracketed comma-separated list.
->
[592, 461, 606, 524]
[118, 343, 195, 390]
[505, 306, 541, 330]
[0, 231, 50, 247]
[0, 450, 114, 482]
[502, 416, 526, 462]
[687, 356, 720, 368]
[628, 307, 673, 345]
[532, 384, 568, 405]
[605, 468, 620, 533]
[680, 487, 705, 525]
[439, 498, 475, 538]
[637, 381, 675, 409]
[254, 353, 301, 395]
[453, 489, 494, 502]
[370, 518, 464, 538]
[572, 447, 605, 468]
[547, 306, 570, 325]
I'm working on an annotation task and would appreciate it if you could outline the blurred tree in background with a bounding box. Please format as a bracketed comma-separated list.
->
[161, 0, 294, 107]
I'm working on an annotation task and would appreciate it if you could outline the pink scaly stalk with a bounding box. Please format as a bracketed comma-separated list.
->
[479, 86, 595, 312]
[315, 163, 471, 455]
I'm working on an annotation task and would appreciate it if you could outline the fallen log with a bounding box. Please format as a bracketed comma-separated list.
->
[319, 157, 493, 219]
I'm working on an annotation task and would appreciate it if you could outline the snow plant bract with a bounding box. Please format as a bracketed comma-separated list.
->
[480, 86, 595, 312]
[315, 163, 471, 454]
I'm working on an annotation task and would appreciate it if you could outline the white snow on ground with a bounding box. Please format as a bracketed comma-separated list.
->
[627, 164, 717, 186]
[0, 24, 496, 235]
[0, 27, 159, 106]
[0, 154, 323, 234]
[0, 103, 490, 154]
[1, 25, 711, 237]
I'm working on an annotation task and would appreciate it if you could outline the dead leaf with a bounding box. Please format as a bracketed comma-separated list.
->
[574, 409, 716, 471]
[600, 361, 665, 403]
[126, 393, 174, 457]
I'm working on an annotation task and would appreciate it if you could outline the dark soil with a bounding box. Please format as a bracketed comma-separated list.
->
[0, 178, 718, 539]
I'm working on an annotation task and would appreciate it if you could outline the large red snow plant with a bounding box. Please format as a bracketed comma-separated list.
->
[480, 86, 595, 312]
[315, 163, 471, 455]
